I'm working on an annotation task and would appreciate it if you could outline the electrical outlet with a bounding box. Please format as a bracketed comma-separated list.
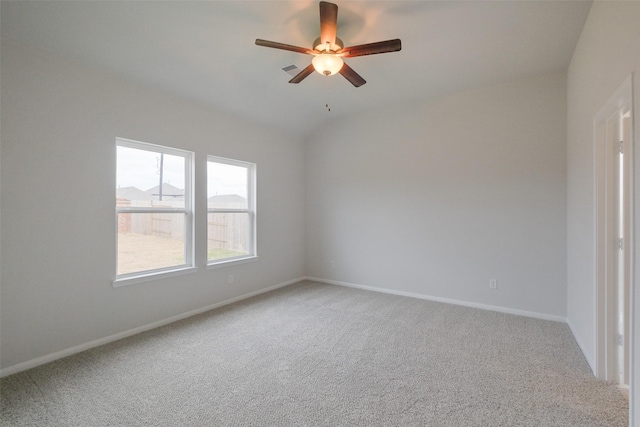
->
[489, 279, 498, 289]
[228, 274, 234, 284]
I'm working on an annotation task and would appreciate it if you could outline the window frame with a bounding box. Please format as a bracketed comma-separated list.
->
[206, 155, 257, 267]
[114, 137, 195, 286]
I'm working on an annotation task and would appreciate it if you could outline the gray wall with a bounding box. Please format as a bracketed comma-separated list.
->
[0, 41, 306, 370]
[306, 72, 568, 319]
[566, 2, 640, 422]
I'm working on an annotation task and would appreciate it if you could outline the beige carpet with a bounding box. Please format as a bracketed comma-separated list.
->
[0, 281, 629, 426]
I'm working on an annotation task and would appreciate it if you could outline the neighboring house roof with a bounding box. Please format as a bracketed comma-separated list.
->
[116, 186, 152, 201]
[145, 183, 184, 200]
[117, 183, 186, 203]
[118, 186, 245, 206]
[208, 194, 247, 208]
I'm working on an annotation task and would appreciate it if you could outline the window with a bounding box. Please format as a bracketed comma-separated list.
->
[207, 156, 256, 265]
[116, 138, 194, 282]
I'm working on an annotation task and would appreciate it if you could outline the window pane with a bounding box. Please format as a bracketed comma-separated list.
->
[118, 212, 186, 275]
[208, 212, 250, 261]
[117, 145, 186, 208]
[207, 162, 248, 209]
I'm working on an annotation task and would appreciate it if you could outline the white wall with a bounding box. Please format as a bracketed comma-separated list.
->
[0, 40, 306, 370]
[566, 2, 640, 422]
[306, 73, 567, 319]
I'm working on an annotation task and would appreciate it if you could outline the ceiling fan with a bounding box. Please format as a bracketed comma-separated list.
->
[255, 1, 401, 87]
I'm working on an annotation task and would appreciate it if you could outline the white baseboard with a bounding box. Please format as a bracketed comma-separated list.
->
[0, 277, 304, 378]
[306, 276, 568, 323]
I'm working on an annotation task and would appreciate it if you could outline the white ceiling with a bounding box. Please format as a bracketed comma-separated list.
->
[1, 1, 592, 139]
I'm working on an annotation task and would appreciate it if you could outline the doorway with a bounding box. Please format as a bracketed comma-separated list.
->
[595, 76, 633, 396]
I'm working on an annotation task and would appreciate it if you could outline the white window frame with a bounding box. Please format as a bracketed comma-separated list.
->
[114, 138, 195, 286]
[207, 155, 257, 267]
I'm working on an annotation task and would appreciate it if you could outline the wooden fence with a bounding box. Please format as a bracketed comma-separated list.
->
[117, 198, 247, 252]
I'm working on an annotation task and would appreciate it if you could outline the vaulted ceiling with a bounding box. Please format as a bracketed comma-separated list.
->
[1, 1, 592, 138]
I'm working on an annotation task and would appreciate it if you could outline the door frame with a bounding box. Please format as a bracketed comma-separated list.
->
[594, 75, 634, 386]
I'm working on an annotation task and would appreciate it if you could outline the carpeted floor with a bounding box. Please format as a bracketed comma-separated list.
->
[0, 281, 629, 426]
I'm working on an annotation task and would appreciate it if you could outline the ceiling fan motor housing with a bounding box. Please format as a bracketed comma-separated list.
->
[313, 37, 343, 52]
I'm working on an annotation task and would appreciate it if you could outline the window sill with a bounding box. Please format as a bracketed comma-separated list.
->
[206, 256, 259, 270]
[113, 266, 198, 288]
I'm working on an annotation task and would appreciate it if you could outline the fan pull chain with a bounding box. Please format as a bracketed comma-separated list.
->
[325, 76, 332, 112]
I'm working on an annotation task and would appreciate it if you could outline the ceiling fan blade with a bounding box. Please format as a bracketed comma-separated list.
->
[289, 64, 316, 84]
[319, 1, 338, 47]
[340, 39, 402, 58]
[255, 39, 313, 55]
[339, 62, 366, 87]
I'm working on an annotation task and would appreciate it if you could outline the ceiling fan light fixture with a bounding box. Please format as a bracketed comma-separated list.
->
[312, 54, 343, 76]
[255, 1, 400, 86]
